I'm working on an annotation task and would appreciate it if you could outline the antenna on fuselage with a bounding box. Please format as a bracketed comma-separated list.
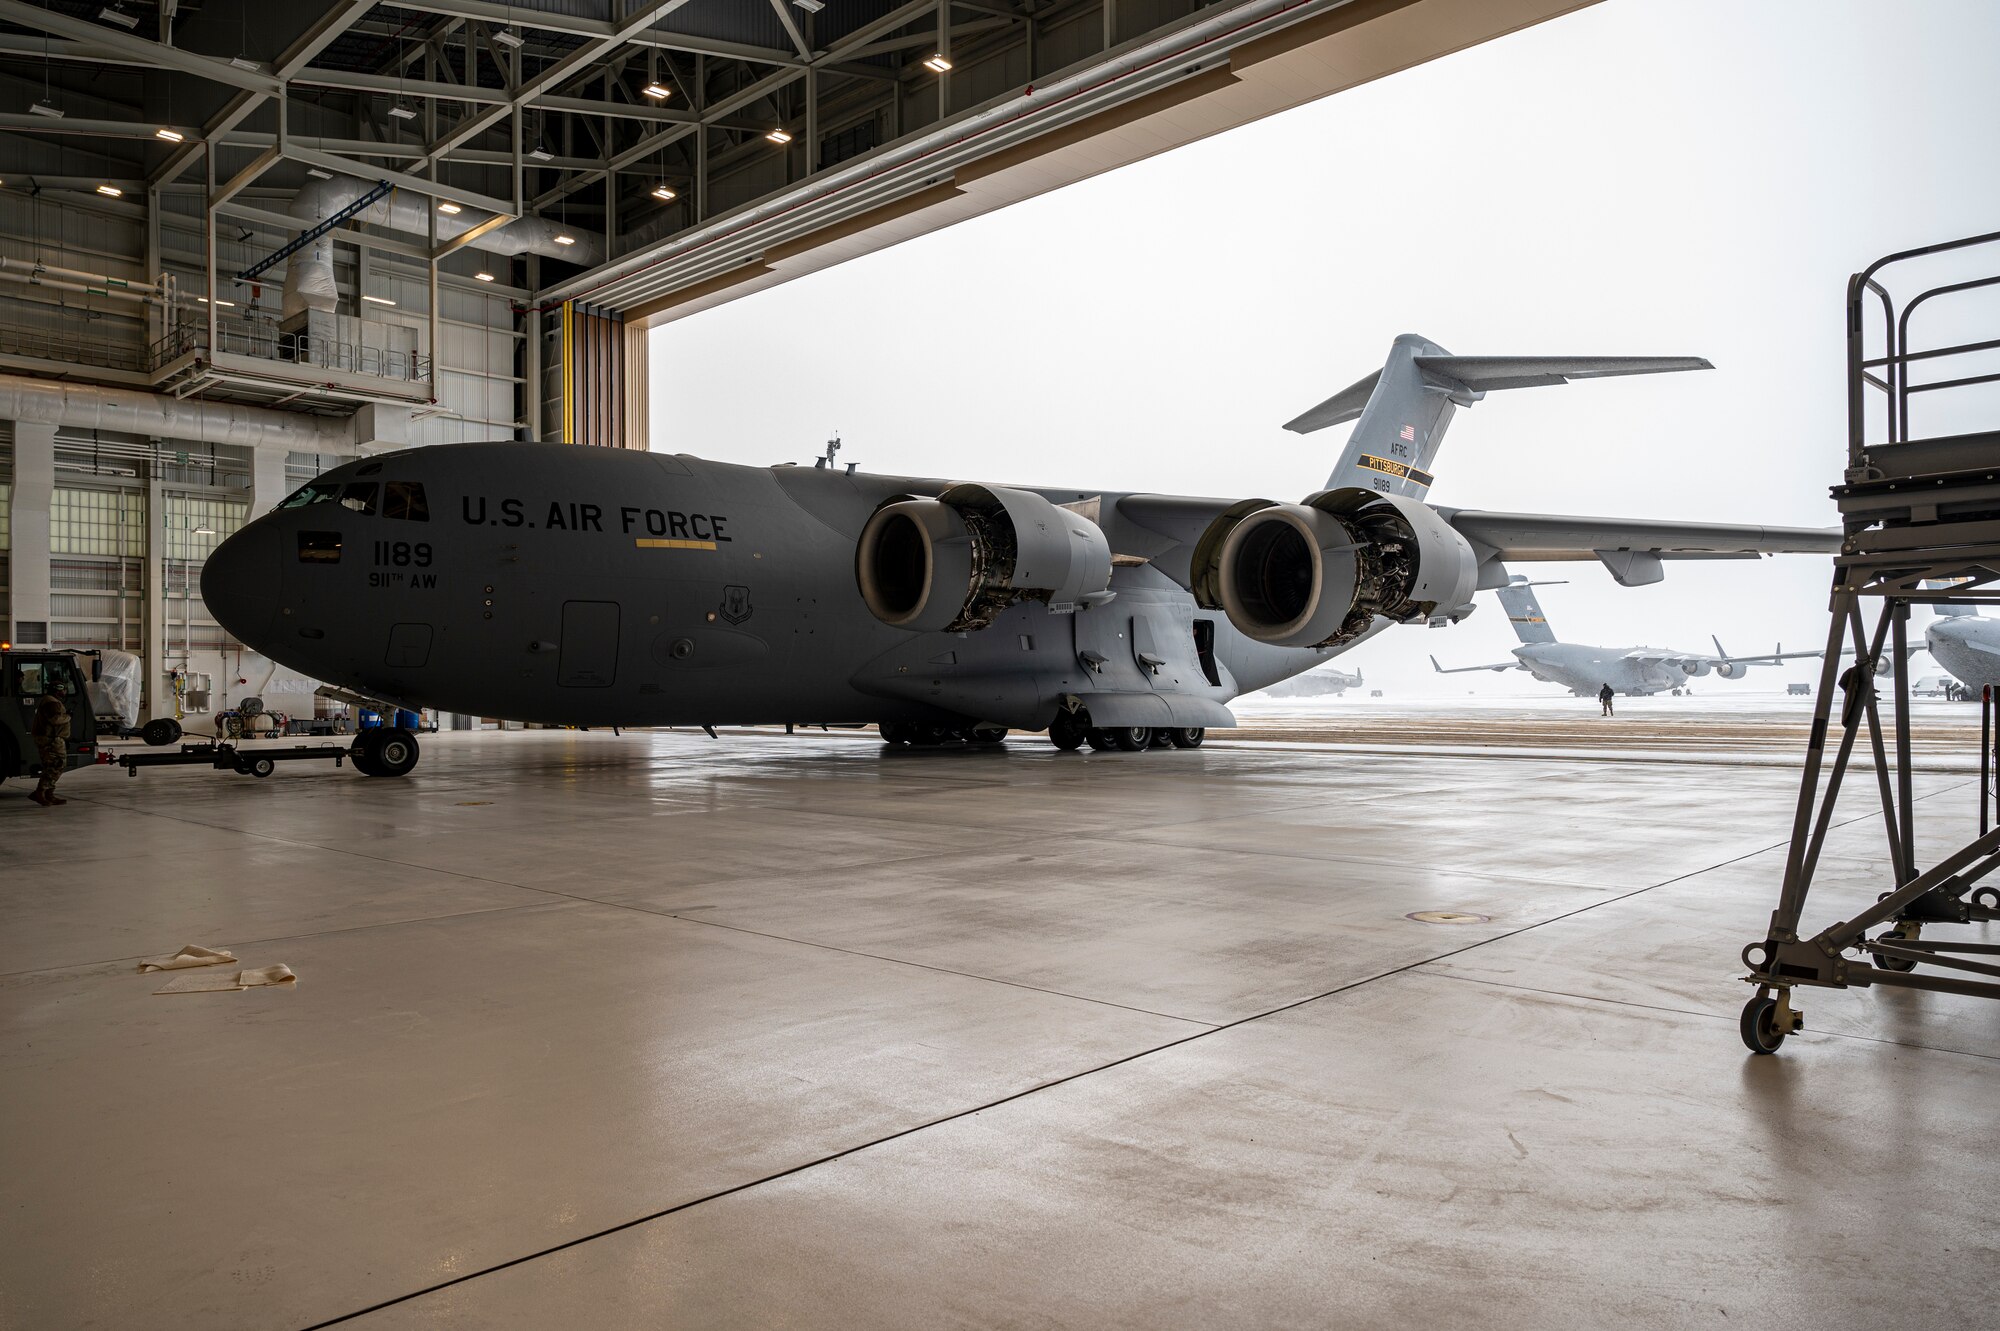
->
[815, 434, 842, 469]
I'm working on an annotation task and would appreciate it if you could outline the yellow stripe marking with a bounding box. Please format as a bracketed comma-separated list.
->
[635, 538, 717, 550]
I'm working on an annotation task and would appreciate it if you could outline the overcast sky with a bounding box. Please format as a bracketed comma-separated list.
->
[650, 0, 2000, 696]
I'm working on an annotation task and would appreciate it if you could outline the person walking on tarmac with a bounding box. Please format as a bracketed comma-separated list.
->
[1598, 682, 1616, 717]
[29, 688, 72, 807]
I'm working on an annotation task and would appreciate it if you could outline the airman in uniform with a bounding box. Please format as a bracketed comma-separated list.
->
[30, 689, 71, 807]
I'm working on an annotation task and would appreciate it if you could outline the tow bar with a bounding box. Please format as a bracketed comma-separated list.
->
[115, 740, 348, 779]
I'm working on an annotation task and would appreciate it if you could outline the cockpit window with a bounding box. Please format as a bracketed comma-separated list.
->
[279, 482, 338, 509]
[384, 482, 429, 522]
[298, 530, 342, 564]
[338, 482, 378, 515]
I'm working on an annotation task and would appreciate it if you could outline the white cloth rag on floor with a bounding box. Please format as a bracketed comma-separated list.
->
[237, 964, 295, 987]
[137, 945, 237, 972]
[154, 970, 245, 995]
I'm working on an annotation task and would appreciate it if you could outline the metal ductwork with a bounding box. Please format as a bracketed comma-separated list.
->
[283, 177, 604, 316]
[0, 372, 355, 450]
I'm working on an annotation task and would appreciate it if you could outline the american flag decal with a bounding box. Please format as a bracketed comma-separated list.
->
[1399, 424, 1416, 442]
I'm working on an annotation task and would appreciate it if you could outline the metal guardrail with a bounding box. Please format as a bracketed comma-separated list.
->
[0, 321, 149, 374]
[148, 322, 433, 384]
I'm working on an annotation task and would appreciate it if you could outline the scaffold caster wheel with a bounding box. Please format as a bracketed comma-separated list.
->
[1740, 993, 1789, 1055]
[1973, 887, 2000, 910]
[1872, 923, 1920, 975]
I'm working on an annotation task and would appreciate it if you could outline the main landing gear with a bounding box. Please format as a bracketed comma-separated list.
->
[1055, 718, 1204, 753]
[878, 721, 1007, 748]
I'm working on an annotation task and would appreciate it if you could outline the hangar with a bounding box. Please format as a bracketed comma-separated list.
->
[3, 2, 1997, 1327]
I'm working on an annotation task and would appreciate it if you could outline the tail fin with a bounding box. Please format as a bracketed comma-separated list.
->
[1283, 334, 1711, 498]
[1495, 574, 1559, 645]
[1922, 577, 1979, 617]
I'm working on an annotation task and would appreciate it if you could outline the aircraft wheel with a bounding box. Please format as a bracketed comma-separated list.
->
[1147, 729, 1174, 749]
[1048, 713, 1088, 751]
[1740, 993, 1787, 1055]
[1085, 729, 1117, 751]
[141, 718, 182, 747]
[1167, 727, 1206, 749]
[371, 728, 420, 777]
[970, 724, 1007, 746]
[879, 722, 912, 746]
[1111, 726, 1152, 752]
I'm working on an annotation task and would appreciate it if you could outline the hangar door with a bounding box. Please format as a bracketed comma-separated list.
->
[559, 600, 619, 687]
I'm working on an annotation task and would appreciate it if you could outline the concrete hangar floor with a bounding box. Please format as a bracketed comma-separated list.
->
[2, 717, 1994, 1329]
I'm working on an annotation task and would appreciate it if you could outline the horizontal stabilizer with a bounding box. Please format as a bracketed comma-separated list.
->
[1414, 355, 1712, 394]
[1282, 370, 1381, 435]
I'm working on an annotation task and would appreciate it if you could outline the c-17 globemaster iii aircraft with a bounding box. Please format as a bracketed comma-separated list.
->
[1430, 575, 1827, 696]
[202, 333, 1841, 775]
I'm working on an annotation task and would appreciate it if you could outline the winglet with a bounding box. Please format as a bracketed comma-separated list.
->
[1712, 635, 1730, 661]
[1429, 655, 1443, 673]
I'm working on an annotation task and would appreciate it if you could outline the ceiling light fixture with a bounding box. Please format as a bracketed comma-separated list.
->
[923, 54, 952, 73]
[154, 127, 184, 143]
[197, 296, 236, 307]
[765, 127, 792, 145]
[553, 234, 576, 246]
[641, 80, 671, 100]
[95, 184, 123, 197]
[29, 99, 63, 120]
[191, 526, 216, 536]
[474, 271, 495, 282]
[651, 183, 677, 202]
[437, 200, 462, 215]
[388, 103, 417, 121]
[793, 0, 825, 11]
[229, 55, 264, 73]
[361, 294, 396, 306]
[306, 167, 333, 180]
[97, 5, 138, 30]
[492, 28, 525, 50]
[528, 145, 553, 162]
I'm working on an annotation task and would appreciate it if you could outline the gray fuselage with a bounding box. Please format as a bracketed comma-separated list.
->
[1513, 642, 1694, 697]
[1925, 616, 2000, 693]
[202, 443, 1343, 730]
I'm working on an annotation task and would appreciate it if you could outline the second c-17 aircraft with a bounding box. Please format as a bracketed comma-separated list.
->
[202, 333, 1842, 775]
[1429, 575, 1828, 697]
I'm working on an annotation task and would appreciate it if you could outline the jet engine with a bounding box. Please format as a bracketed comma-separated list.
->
[1190, 488, 1477, 649]
[1685, 660, 1713, 677]
[1714, 661, 1747, 679]
[856, 482, 1112, 633]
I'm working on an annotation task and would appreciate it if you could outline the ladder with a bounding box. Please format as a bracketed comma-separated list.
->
[1739, 229, 2000, 1053]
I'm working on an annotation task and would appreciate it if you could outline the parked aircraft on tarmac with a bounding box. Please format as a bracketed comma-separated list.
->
[203, 334, 1841, 774]
[1257, 665, 1364, 698]
[1923, 595, 2000, 697]
[1429, 576, 1826, 696]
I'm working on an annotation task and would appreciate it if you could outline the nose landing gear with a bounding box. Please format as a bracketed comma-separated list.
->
[351, 727, 420, 777]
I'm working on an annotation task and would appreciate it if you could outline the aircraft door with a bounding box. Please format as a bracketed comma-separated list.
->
[559, 600, 620, 687]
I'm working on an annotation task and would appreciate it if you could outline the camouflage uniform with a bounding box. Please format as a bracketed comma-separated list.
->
[30, 691, 71, 805]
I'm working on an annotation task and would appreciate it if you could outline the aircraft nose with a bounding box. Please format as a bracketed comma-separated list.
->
[201, 520, 283, 646]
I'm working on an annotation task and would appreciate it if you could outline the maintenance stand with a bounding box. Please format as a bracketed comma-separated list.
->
[1741, 230, 2000, 1052]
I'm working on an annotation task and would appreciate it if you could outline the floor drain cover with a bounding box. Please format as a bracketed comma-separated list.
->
[1407, 910, 1491, 925]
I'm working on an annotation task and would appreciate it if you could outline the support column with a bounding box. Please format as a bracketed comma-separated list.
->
[6, 420, 53, 647]
[144, 469, 168, 721]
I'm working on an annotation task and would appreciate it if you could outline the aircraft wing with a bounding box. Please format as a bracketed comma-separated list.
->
[1439, 510, 1841, 561]
[1431, 654, 1522, 675]
[1437, 510, 1840, 586]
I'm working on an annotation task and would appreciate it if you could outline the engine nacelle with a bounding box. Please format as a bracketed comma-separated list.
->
[1191, 488, 1478, 649]
[1875, 655, 1894, 678]
[1714, 661, 1746, 680]
[855, 482, 1112, 633]
[1685, 660, 1713, 678]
